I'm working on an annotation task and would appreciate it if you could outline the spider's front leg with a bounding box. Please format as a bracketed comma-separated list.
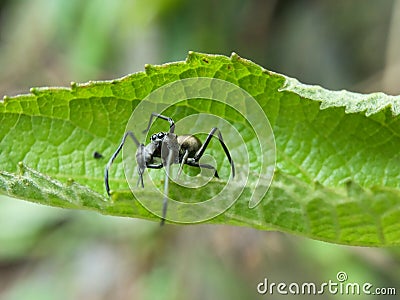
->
[136, 142, 164, 188]
[135, 144, 146, 188]
[105, 131, 142, 196]
[143, 112, 176, 134]
[159, 133, 180, 225]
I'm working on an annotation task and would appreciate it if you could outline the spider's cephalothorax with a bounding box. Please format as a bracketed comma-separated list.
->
[105, 113, 235, 225]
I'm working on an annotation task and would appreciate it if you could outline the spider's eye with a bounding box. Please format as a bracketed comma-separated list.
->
[151, 132, 165, 142]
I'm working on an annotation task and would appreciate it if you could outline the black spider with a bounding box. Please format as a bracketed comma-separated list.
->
[105, 112, 235, 225]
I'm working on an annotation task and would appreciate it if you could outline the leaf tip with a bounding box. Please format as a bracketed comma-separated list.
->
[186, 51, 200, 63]
[144, 64, 157, 75]
[30, 87, 39, 95]
[230, 52, 240, 61]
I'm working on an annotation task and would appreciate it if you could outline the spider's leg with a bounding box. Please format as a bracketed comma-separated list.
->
[160, 148, 174, 226]
[105, 131, 141, 196]
[159, 132, 179, 225]
[135, 162, 163, 188]
[141, 163, 163, 185]
[186, 159, 219, 178]
[147, 163, 164, 169]
[176, 149, 189, 179]
[142, 112, 175, 134]
[136, 175, 143, 188]
[136, 144, 146, 188]
[193, 128, 235, 178]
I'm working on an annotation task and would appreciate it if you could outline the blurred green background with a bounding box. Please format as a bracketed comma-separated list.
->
[1, 0, 400, 299]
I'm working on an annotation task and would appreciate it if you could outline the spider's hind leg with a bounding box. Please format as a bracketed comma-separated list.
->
[193, 128, 235, 178]
[185, 159, 220, 178]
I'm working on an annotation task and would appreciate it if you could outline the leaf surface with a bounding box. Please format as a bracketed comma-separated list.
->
[1, 52, 400, 246]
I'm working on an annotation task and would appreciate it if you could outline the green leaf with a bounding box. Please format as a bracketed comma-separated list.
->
[1, 51, 400, 246]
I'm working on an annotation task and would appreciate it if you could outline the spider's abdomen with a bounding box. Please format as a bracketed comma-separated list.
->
[177, 135, 202, 157]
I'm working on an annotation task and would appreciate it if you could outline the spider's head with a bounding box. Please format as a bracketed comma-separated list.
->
[150, 132, 166, 143]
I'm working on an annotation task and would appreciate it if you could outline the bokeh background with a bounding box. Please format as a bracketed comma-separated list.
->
[1, 0, 400, 299]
